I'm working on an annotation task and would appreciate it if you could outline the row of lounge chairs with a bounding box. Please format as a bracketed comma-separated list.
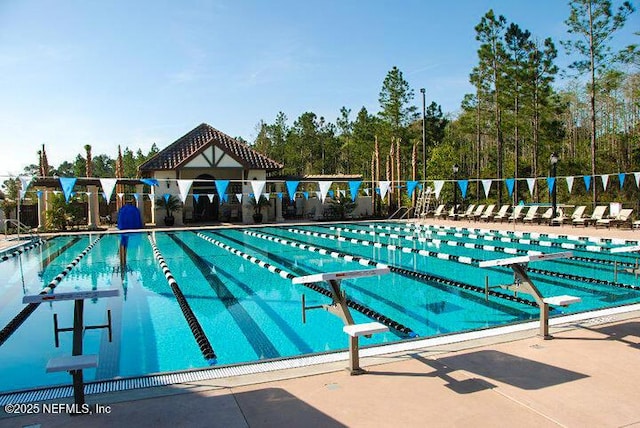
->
[430, 203, 636, 228]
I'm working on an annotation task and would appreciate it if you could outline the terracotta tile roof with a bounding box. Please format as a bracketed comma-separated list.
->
[138, 123, 283, 172]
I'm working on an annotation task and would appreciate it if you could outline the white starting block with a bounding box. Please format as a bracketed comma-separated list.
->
[294, 268, 391, 375]
[46, 354, 98, 373]
[479, 252, 579, 339]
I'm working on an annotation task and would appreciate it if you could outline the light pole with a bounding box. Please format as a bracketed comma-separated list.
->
[453, 164, 459, 220]
[550, 153, 558, 226]
[420, 88, 426, 181]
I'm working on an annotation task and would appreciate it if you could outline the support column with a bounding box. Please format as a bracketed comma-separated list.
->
[87, 185, 99, 229]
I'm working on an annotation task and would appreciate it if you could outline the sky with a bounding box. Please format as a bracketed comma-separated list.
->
[0, 0, 638, 177]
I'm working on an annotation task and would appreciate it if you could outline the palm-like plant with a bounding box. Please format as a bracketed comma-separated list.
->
[156, 195, 181, 225]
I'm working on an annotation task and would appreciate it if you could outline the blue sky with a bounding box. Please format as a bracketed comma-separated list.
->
[0, 0, 637, 176]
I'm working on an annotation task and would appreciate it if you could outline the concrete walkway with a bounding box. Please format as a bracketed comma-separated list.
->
[2, 313, 639, 428]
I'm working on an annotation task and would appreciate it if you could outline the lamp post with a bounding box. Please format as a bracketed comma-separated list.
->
[550, 153, 558, 226]
[453, 164, 459, 220]
[420, 88, 426, 181]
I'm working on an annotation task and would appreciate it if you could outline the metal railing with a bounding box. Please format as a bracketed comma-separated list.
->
[3, 219, 39, 242]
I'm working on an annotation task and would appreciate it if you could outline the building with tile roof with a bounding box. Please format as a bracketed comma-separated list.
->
[138, 123, 283, 226]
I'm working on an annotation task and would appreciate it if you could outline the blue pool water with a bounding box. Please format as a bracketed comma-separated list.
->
[1, 221, 639, 394]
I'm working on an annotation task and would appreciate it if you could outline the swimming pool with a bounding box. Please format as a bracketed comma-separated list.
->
[1, 221, 639, 396]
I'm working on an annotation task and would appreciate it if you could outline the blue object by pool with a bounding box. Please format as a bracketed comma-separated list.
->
[117, 204, 143, 230]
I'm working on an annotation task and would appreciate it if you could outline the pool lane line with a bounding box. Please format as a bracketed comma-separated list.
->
[147, 234, 217, 364]
[245, 231, 538, 320]
[167, 233, 284, 359]
[0, 235, 103, 347]
[215, 229, 435, 337]
[195, 231, 416, 338]
[291, 227, 639, 294]
[245, 229, 542, 310]
[0, 238, 46, 263]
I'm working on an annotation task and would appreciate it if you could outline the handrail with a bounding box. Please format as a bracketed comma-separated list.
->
[399, 207, 414, 219]
[388, 207, 408, 219]
[3, 219, 39, 243]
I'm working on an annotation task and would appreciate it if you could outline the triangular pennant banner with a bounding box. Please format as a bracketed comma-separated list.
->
[315, 191, 322, 200]
[379, 181, 391, 200]
[207, 194, 215, 203]
[618, 173, 626, 189]
[327, 190, 335, 199]
[59, 177, 77, 203]
[132, 193, 140, 202]
[526, 178, 536, 196]
[177, 179, 193, 203]
[583, 175, 591, 190]
[214, 180, 229, 202]
[303, 191, 309, 200]
[117, 193, 125, 201]
[318, 181, 333, 203]
[406, 181, 419, 199]
[100, 178, 117, 202]
[348, 180, 362, 201]
[285, 181, 300, 198]
[148, 194, 155, 201]
[363, 188, 370, 196]
[140, 178, 159, 187]
[236, 193, 243, 203]
[262, 192, 270, 200]
[565, 176, 574, 193]
[251, 180, 266, 200]
[18, 175, 34, 200]
[163, 193, 170, 203]
[505, 178, 515, 197]
[36, 190, 43, 198]
[193, 194, 200, 203]
[339, 189, 346, 198]
[547, 177, 556, 193]
[277, 192, 283, 199]
[481, 179, 492, 198]
[457, 180, 468, 199]
[433, 180, 444, 199]
[600, 174, 609, 191]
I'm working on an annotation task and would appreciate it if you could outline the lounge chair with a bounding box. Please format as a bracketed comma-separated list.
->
[432, 204, 446, 219]
[522, 205, 541, 224]
[567, 205, 587, 225]
[468, 204, 485, 222]
[573, 205, 607, 227]
[540, 208, 554, 224]
[492, 205, 510, 222]
[456, 204, 476, 220]
[507, 205, 525, 223]
[479, 204, 496, 222]
[596, 208, 634, 229]
[633, 220, 640, 230]
[549, 208, 567, 226]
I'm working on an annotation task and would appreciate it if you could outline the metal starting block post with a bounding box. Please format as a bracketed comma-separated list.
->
[479, 252, 579, 340]
[294, 268, 390, 375]
[23, 289, 119, 409]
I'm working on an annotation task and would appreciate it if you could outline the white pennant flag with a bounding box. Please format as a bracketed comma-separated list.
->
[379, 181, 391, 200]
[18, 175, 34, 200]
[315, 191, 322, 200]
[100, 178, 118, 202]
[600, 174, 609, 191]
[565, 176, 574, 193]
[207, 194, 215, 203]
[433, 180, 445, 199]
[364, 188, 370, 196]
[251, 180, 266, 200]
[481, 179, 492, 198]
[526, 178, 536, 197]
[148, 193, 154, 201]
[236, 193, 243, 203]
[635, 172, 640, 188]
[177, 179, 193, 203]
[318, 181, 333, 203]
[262, 192, 270, 200]
[339, 189, 346, 198]
[117, 192, 124, 201]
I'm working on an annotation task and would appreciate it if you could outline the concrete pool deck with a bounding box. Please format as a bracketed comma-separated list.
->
[1, 219, 640, 427]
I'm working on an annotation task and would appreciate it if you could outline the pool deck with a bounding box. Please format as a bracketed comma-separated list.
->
[2, 219, 640, 427]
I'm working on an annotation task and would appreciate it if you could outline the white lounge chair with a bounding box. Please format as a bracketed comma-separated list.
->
[522, 206, 541, 224]
[432, 204, 446, 219]
[479, 204, 496, 222]
[568, 205, 587, 225]
[492, 205, 510, 222]
[507, 205, 525, 223]
[596, 208, 633, 229]
[468, 204, 485, 222]
[456, 204, 476, 220]
[573, 205, 607, 227]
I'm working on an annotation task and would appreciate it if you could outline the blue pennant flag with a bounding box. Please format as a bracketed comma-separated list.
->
[133, 193, 140, 202]
[457, 180, 469, 199]
[547, 177, 556, 193]
[328, 190, 335, 199]
[277, 192, 283, 199]
[619, 173, 626, 189]
[163, 193, 170, 203]
[193, 194, 200, 203]
[348, 180, 362, 201]
[303, 191, 309, 200]
[214, 180, 229, 203]
[406, 181, 419, 198]
[286, 181, 300, 198]
[36, 190, 43, 198]
[59, 177, 77, 203]
[583, 175, 591, 190]
[505, 178, 515, 197]
[140, 178, 159, 187]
